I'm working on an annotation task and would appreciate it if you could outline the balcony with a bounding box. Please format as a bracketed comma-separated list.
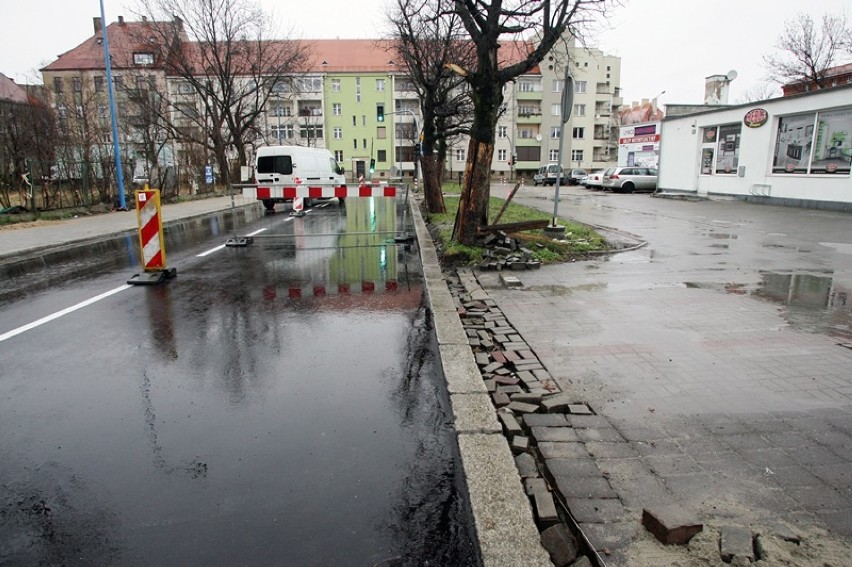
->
[516, 90, 543, 101]
[516, 111, 542, 125]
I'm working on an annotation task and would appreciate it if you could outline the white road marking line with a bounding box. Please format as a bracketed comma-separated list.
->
[197, 244, 226, 257]
[0, 285, 132, 343]
[247, 227, 268, 236]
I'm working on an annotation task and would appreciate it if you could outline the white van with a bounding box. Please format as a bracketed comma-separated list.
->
[254, 145, 345, 210]
[532, 163, 565, 186]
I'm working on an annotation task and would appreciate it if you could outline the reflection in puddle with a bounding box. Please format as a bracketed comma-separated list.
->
[685, 270, 851, 340]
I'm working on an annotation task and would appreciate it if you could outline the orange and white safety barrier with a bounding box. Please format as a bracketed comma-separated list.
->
[135, 189, 166, 271]
[246, 184, 398, 201]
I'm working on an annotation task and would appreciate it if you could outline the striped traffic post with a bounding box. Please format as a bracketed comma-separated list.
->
[127, 188, 177, 285]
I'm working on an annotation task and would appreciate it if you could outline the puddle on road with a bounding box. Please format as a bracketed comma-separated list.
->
[685, 270, 851, 340]
[820, 242, 852, 255]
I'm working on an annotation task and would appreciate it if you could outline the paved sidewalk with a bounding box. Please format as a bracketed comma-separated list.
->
[478, 185, 852, 564]
[0, 193, 253, 261]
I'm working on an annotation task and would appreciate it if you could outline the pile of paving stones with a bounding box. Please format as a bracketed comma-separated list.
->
[475, 231, 542, 271]
[450, 268, 602, 566]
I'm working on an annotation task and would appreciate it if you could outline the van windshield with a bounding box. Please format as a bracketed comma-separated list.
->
[257, 155, 293, 175]
[547, 164, 562, 174]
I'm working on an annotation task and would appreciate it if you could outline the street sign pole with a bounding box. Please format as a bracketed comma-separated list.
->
[550, 69, 574, 232]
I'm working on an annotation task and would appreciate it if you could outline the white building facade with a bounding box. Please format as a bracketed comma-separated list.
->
[659, 84, 852, 210]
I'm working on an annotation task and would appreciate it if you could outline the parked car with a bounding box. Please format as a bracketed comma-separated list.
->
[581, 169, 607, 190]
[567, 168, 588, 185]
[601, 166, 658, 193]
[533, 163, 565, 186]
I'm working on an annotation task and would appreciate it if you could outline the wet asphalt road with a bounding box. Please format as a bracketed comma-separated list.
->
[0, 198, 475, 565]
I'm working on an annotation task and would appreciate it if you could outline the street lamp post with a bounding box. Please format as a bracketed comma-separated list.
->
[98, 0, 127, 209]
[275, 93, 282, 145]
[547, 68, 574, 237]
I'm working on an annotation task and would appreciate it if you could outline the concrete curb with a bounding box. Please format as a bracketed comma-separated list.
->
[410, 196, 552, 566]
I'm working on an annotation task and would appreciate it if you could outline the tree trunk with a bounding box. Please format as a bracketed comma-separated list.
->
[452, 138, 494, 245]
[420, 153, 445, 214]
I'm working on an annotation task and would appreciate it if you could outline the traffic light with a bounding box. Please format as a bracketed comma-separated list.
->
[369, 158, 376, 173]
[377, 105, 384, 122]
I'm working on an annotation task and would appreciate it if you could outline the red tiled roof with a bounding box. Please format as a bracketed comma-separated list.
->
[42, 18, 539, 77]
[0, 73, 30, 103]
[41, 20, 174, 72]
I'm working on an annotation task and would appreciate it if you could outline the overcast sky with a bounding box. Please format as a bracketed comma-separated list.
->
[3, 0, 850, 107]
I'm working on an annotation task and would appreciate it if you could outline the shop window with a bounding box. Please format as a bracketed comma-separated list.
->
[770, 109, 852, 176]
[715, 124, 741, 174]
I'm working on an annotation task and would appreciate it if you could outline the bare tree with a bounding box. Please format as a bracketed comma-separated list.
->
[763, 12, 852, 89]
[736, 82, 780, 104]
[449, 0, 612, 245]
[389, 0, 475, 214]
[136, 0, 311, 186]
[0, 85, 55, 208]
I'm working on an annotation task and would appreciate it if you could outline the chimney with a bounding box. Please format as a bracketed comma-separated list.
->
[173, 15, 183, 29]
[142, 16, 148, 23]
[118, 15, 125, 25]
[704, 74, 731, 105]
[93, 17, 102, 34]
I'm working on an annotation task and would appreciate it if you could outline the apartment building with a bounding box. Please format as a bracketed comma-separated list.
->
[40, 16, 622, 183]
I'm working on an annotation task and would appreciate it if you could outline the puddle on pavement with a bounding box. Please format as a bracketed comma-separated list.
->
[820, 242, 852, 255]
[685, 270, 851, 340]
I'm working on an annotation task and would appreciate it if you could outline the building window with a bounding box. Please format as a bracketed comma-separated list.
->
[552, 79, 564, 93]
[497, 149, 507, 161]
[335, 150, 344, 162]
[377, 149, 387, 162]
[549, 149, 559, 161]
[355, 77, 361, 102]
[574, 104, 585, 116]
[772, 108, 852, 175]
[518, 80, 541, 92]
[572, 127, 585, 139]
[363, 138, 367, 149]
[551, 104, 561, 117]
[456, 149, 464, 161]
[333, 127, 343, 139]
[353, 139, 358, 150]
[352, 115, 356, 126]
[93, 76, 103, 93]
[53, 77, 63, 94]
[113, 76, 122, 90]
[376, 79, 385, 91]
[571, 149, 584, 162]
[377, 126, 386, 139]
[714, 123, 741, 174]
[331, 79, 341, 92]
[551, 126, 561, 139]
[574, 80, 586, 94]
[133, 53, 155, 66]
[271, 125, 295, 140]
[295, 77, 322, 92]
[333, 103, 342, 116]
[497, 125, 507, 138]
[299, 125, 323, 139]
[72, 77, 82, 92]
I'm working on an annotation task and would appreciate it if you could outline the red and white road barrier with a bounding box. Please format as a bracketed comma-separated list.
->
[135, 189, 166, 271]
[261, 281, 399, 300]
[245, 184, 398, 201]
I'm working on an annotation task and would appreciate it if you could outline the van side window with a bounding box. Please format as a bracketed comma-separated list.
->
[257, 155, 293, 175]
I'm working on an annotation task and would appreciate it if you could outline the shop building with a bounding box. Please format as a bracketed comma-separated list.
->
[658, 83, 852, 210]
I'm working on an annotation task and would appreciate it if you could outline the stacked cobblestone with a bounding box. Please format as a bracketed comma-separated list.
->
[449, 268, 626, 565]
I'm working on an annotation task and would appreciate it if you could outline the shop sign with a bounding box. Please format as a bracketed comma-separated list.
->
[744, 108, 768, 128]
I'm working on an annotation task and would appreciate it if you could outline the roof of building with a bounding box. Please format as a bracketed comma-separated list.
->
[0, 73, 30, 103]
[42, 17, 539, 76]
